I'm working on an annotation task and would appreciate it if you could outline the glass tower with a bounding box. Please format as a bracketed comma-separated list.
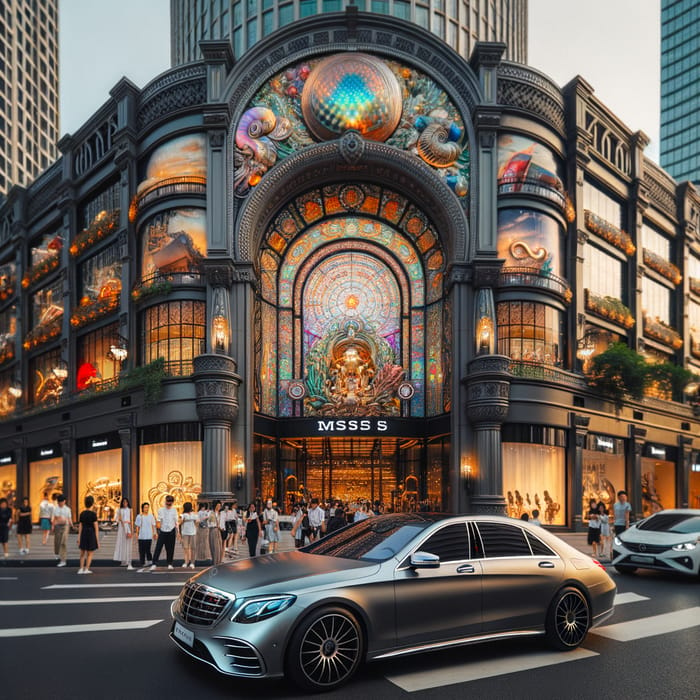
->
[170, 0, 528, 66]
[0, 0, 59, 194]
[660, 0, 700, 182]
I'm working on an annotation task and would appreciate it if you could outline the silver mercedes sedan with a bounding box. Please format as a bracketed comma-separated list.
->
[170, 513, 615, 691]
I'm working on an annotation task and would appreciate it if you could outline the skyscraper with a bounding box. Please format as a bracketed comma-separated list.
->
[0, 0, 59, 195]
[660, 0, 700, 182]
[170, 0, 528, 66]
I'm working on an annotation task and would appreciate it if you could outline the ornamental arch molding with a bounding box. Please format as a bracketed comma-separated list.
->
[235, 138, 469, 265]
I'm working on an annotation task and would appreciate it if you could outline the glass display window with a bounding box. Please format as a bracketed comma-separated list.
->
[76, 322, 120, 391]
[0, 458, 16, 508]
[642, 275, 673, 325]
[0, 304, 17, 365]
[142, 300, 206, 376]
[78, 448, 121, 521]
[28, 348, 65, 406]
[690, 453, 700, 510]
[583, 179, 625, 230]
[31, 278, 63, 330]
[503, 441, 566, 525]
[136, 134, 206, 198]
[0, 369, 21, 417]
[582, 434, 625, 522]
[641, 455, 676, 517]
[139, 441, 202, 512]
[29, 231, 63, 268]
[79, 181, 119, 230]
[497, 300, 564, 366]
[583, 244, 624, 301]
[78, 244, 122, 307]
[29, 456, 63, 522]
[0, 260, 16, 302]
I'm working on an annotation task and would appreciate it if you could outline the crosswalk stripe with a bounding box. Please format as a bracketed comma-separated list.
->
[43, 583, 186, 589]
[0, 596, 177, 606]
[613, 592, 650, 605]
[0, 620, 163, 638]
[591, 606, 700, 642]
[386, 648, 599, 692]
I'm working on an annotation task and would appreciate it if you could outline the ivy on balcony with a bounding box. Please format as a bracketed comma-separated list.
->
[21, 253, 60, 289]
[23, 316, 63, 351]
[643, 248, 682, 285]
[0, 277, 15, 302]
[0, 340, 14, 366]
[131, 279, 173, 303]
[69, 209, 120, 258]
[584, 289, 635, 328]
[584, 210, 635, 256]
[643, 315, 682, 350]
[69, 294, 120, 330]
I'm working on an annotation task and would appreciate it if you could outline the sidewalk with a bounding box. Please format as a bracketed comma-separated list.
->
[1, 527, 593, 568]
[0, 527, 297, 568]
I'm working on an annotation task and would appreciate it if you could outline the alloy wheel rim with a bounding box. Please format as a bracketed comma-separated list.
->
[299, 613, 360, 686]
[555, 591, 589, 646]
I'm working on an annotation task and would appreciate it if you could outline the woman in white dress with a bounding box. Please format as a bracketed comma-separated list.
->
[262, 499, 280, 554]
[180, 501, 198, 569]
[113, 497, 134, 569]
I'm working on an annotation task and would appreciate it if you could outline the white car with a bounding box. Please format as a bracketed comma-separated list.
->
[612, 509, 700, 578]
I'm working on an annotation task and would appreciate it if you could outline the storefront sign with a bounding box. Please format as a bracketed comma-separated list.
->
[261, 416, 448, 439]
[649, 446, 667, 459]
[77, 433, 121, 453]
[596, 437, 614, 450]
[0, 453, 13, 465]
[691, 463, 700, 473]
[28, 444, 61, 461]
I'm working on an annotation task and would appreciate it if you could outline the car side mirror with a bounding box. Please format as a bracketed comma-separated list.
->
[410, 551, 440, 569]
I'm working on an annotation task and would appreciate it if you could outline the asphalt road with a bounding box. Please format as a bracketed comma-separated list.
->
[1, 565, 698, 700]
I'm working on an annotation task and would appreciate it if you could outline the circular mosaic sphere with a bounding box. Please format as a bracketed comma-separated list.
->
[301, 53, 402, 142]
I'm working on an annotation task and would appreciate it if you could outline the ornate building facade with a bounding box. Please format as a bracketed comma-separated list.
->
[0, 10, 698, 528]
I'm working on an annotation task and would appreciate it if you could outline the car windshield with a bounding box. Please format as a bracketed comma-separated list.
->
[637, 513, 700, 534]
[301, 515, 432, 562]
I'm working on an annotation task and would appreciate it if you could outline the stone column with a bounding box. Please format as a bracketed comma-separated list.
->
[678, 435, 693, 508]
[193, 354, 241, 503]
[628, 425, 646, 522]
[465, 355, 511, 514]
[570, 413, 590, 531]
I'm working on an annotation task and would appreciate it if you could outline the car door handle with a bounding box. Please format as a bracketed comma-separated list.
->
[538, 561, 555, 568]
[456, 564, 475, 574]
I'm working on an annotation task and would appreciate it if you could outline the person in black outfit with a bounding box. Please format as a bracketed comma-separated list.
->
[78, 495, 99, 574]
[243, 502, 262, 557]
[16, 496, 32, 554]
[325, 507, 347, 535]
[0, 497, 12, 558]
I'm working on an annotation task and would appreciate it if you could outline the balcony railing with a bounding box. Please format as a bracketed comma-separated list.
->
[131, 270, 205, 302]
[584, 289, 635, 328]
[642, 248, 682, 285]
[508, 360, 587, 388]
[498, 175, 567, 210]
[584, 210, 635, 255]
[643, 315, 682, 349]
[500, 266, 572, 303]
[130, 176, 207, 220]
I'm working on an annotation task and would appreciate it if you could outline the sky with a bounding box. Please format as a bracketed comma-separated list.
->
[59, 0, 661, 160]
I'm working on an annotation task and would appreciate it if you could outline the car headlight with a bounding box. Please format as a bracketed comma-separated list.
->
[672, 542, 697, 551]
[231, 594, 296, 623]
[613, 536, 622, 546]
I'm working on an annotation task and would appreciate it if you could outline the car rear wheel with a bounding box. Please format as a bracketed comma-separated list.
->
[545, 587, 590, 650]
[286, 606, 364, 692]
[614, 565, 637, 575]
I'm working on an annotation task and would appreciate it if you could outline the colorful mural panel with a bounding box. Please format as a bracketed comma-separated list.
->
[234, 53, 469, 202]
[140, 208, 207, 279]
[137, 134, 207, 195]
[497, 208, 565, 279]
[498, 134, 564, 197]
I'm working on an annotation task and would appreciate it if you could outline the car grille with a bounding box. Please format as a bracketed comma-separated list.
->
[179, 582, 232, 626]
[222, 639, 264, 676]
[623, 542, 670, 554]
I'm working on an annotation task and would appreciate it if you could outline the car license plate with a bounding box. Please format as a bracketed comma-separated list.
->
[173, 621, 194, 648]
[630, 554, 653, 564]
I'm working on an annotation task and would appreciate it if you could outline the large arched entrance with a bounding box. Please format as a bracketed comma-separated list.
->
[252, 183, 452, 511]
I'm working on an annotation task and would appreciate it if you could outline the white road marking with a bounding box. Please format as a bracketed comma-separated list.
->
[613, 592, 650, 605]
[592, 607, 700, 642]
[386, 648, 599, 692]
[0, 576, 18, 580]
[0, 596, 177, 605]
[0, 620, 163, 638]
[43, 582, 187, 589]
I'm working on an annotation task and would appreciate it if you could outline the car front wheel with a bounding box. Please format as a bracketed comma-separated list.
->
[545, 587, 590, 650]
[286, 606, 364, 691]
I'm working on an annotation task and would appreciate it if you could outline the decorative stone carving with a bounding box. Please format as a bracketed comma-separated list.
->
[137, 79, 207, 130]
[193, 354, 242, 424]
[465, 355, 511, 426]
[469, 496, 508, 515]
[339, 130, 366, 165]
[203, 261, 235, 288]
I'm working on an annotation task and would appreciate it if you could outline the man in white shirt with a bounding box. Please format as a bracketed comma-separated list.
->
[135, 502, 157, 570]
[51, 494, 72, 567]
[307, 498, 325, 542]
[150, 496, 180, 570]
